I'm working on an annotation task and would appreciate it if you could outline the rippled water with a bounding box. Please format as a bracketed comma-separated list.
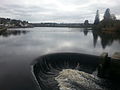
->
[0, 27, 120, 90]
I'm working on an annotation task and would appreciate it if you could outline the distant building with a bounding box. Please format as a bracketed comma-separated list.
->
[0, 17, 30, 28]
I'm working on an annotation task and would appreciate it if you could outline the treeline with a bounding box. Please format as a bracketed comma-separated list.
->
[93, 8, 120, 33]
[31, 22, 92, 28]
[31, 20, 92, 28]
[0, 17, 32, 28]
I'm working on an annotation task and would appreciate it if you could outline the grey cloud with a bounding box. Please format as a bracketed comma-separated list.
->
[0, 0, 120, 23]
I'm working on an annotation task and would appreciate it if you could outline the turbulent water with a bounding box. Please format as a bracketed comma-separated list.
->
[55, 69, 106, 90]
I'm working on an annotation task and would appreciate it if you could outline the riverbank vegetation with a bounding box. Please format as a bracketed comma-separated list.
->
[93, 8, 120, 33]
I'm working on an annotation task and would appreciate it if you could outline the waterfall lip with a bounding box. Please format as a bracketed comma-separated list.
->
[31, 52, 101, 90]
[31, 52, 100, 67]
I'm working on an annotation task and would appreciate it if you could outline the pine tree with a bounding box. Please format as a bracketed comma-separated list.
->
[94, 10, 100, 25]
[104, 8, 111, 20]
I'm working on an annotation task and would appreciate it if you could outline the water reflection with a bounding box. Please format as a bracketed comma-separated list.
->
[82, 28, 120, 49]
[92, 31, 98, 48]
[0, 30, 29, 37]
[83, 28, 89, 36]
[92, 30, 120, 49]
[0, 28, 120, 51]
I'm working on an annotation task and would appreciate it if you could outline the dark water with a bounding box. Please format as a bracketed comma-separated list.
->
[0, 27, 120, 90]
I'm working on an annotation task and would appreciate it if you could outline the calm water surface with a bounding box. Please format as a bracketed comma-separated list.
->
[0, 27, 120, 90]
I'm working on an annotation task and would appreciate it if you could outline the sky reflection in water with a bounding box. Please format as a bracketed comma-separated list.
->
[0, 27, 119, 56]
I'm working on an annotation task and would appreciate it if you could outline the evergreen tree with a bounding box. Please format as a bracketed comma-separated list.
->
[94, 10, 100, 25]
[104, 8, 111, 20]
[84, 20, 89, 25]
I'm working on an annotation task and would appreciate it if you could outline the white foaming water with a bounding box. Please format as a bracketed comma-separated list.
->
[55, 69, 105, 90]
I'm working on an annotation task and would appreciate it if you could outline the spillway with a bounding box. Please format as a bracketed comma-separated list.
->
[32, 53, 120, 90]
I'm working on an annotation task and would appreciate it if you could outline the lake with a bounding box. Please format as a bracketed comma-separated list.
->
[0, 27, 120, 90]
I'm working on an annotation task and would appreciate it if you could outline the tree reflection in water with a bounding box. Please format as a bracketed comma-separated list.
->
[0, 30, 29, 37]
[83, 28, 89, 36]
[92, 30, 120, 49]
[1, 28, 120, 50]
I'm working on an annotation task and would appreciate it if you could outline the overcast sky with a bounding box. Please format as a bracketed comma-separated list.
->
[0, 0, 120, 23]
